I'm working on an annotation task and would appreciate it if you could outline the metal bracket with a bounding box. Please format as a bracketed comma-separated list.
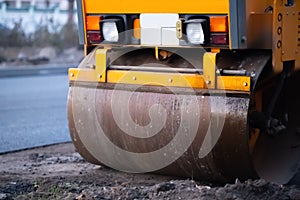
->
[95, 48, 108, 82]
[176, 19, 183, 39]
[203, 52, 217, 89]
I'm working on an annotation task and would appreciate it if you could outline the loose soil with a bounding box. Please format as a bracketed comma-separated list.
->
[0, 143, 299, 200]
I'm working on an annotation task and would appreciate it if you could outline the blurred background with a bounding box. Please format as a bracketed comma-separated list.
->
[0, 0, 82, 65]
[0, 0, 82, 153]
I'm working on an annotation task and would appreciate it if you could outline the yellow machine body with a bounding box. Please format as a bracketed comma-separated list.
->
[68, 0, 300, 184]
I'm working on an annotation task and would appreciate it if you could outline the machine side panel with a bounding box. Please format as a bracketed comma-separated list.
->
[76, 0, 85, 45]
[229, 0, 247, 49]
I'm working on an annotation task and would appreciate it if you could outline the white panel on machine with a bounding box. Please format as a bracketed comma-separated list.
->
[140, 14, 179, 46]
[161, 27, 178, 45]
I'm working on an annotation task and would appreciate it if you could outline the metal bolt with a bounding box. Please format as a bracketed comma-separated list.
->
[70, 73, 74, 77]
[282, 51, 285, 55]
[278, 13, 282, 22]
[277, 40, 282, 48]
[168, 78, 173, 83]
[277, 27, 282, 35]
[243, 82, 248, 87]
[241, 36, 247, 43]
[98, 74, 102, 79]
[206, 80, 211, 85]
[296, 50, 298, 54]
[286, 12, 289, 15]
[133, 76, 136, 80]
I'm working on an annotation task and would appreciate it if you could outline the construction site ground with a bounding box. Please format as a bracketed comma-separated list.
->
[0, 142, 299, 200]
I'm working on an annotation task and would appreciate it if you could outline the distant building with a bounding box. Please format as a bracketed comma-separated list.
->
[0, 0, 77, 35]
[0, 0, 72, 10]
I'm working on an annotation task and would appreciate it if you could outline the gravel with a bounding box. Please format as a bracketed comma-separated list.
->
[0, 143, 299, 200]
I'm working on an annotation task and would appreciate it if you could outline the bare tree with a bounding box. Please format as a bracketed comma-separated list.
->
[68, 0, 75, 23]
[45, 0, 50, 8]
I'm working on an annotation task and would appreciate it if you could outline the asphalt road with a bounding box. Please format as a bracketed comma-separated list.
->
[0, 72, 71, 153]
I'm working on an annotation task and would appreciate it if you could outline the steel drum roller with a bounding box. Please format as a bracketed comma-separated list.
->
[68, 50, 300, 184]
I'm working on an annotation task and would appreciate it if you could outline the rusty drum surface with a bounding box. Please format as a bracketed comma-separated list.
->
[68, 83, 258, 183]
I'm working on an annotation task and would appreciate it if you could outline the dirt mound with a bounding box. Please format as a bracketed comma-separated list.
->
[0, 143, 299, 200]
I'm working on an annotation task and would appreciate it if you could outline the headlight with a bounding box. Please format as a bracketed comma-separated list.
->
[102, 22, 119, 42]
[186, 23, 205, 45]
[100, 18, 125, 43]
[184, 19, 209, 45]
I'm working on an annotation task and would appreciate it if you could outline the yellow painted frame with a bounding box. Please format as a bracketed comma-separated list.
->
[69, 68, 250, 92]
[69, 47, 250, 92]
[217, 76, 250, 91]
[69, 68, 98, 82]
[84, 0, 229, 14]
[69, 68, 206, 89]
[107, 70, 206, 88]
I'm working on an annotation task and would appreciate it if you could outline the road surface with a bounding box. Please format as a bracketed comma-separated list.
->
[0, 73, 71, 153]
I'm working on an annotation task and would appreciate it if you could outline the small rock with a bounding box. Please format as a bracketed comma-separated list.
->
[68, 187, 79, 193]
[76, 193, 87, 200]
[196, 185, 211, 190]
[45, 157, 59, 164]
[216, 187, 232, 199]
[156, 182, 176, 193]
[245, 179, 253, 185]
[0, 193, 7, 200]
[252, 179, 269, 187]
[29, 153, 39, 161]
[288, 188, 300, 200]
[235, 178, 241, 184]
[64, 192, 77, 200]
[127, 188, 142, 199]
[92, 166, 102, 170]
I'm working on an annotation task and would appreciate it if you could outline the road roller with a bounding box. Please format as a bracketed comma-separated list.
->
[68, 0, 300, 184]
